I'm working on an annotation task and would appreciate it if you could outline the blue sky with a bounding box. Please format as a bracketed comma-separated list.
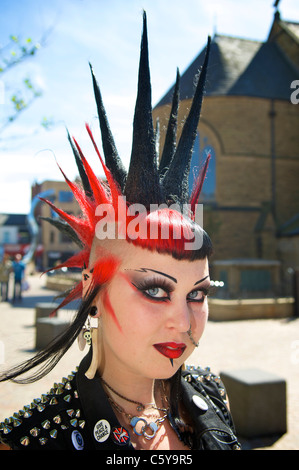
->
[0, 0, 298, 214]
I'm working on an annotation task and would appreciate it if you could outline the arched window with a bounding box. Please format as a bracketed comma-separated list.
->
[189, 133, 216, 201]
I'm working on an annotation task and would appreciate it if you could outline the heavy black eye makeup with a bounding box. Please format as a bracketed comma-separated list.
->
[187, 286, 211, 303]
[126, 268, 211, 304]
[131, 276, 174, 302]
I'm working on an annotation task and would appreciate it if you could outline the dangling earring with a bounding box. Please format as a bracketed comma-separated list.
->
[85, 324, 98, 379]
[187, 325, 199, 348]
[77, 306, 99, 379]
[77, 306, 98, 351]
[85, 306, 99, 379]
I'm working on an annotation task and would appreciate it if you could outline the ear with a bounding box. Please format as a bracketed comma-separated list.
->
[82, 268, 93, 299]
[82, 269, 102, 319]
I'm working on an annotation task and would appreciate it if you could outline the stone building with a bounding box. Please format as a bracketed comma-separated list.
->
[153, 11, 299, 297]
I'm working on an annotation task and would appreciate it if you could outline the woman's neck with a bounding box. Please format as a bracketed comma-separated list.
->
[100, 367, 158, 413]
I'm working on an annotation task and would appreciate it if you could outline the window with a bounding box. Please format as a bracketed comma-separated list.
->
[189, 133, 216, 201]
[58, 191, 73, 203]
[240, 269, 271, 292]
[3, 231, 10, 243]
[50, 231, 55, 244]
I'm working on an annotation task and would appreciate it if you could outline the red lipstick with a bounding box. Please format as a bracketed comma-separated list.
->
[154, 342, 186, 359]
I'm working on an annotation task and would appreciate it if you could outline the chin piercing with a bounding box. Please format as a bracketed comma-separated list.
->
[169, 358, 174, 367]
[187, 326, 199, 348]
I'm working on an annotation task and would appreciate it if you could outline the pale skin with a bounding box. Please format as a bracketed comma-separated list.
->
[82, 239, 210, 450]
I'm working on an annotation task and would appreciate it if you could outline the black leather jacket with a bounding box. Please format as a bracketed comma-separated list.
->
[0, 353, 241, 451]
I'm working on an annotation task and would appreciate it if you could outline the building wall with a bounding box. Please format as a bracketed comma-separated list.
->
[153, 94, 299, 264]
[32, 180, 80, 270]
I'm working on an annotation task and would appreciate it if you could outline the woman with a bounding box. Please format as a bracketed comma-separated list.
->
[0, 13, 241, 451]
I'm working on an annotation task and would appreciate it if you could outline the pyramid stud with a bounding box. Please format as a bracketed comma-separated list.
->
[42, 420, 51, 429]
[20, 436, 30, 446]
[30, 427, 40, 437]
[2, 424, 12, 434]
[12, 418, 22, 427]
[49, 429, 58, 439]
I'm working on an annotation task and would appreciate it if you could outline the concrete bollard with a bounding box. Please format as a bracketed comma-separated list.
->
[35, 318, 70, 350]
[220, 368, 287, 438]
[35, 302, 59, 325]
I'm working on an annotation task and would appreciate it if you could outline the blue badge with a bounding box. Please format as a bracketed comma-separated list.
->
[71, 430, 84, 450]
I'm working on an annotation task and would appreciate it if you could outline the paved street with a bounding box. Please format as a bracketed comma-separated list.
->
[0, 273, 298, 450]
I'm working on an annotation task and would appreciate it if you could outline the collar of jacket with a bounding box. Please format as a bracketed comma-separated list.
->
[76, 352, 237, 450]
[180, 371, 239, 449]
[76, 351, 134, 450]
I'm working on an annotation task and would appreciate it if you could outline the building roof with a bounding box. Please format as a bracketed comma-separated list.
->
[281, 20, 299, 42]
[155, 20, 298, 107]
[0, 213, 28, 226]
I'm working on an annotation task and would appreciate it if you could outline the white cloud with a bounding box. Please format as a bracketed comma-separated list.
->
[0, 180, 31, 214]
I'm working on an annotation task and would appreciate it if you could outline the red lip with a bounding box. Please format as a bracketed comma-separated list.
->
[154, 342, 186, 359]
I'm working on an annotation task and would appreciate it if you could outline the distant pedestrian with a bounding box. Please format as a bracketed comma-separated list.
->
[12, 254, 25, 301]
[0, 254, 11, 301]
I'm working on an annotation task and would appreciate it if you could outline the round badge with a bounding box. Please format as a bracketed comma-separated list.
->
[71, 430, 84, 450]
[112, 426, 130, 446]
[192, 394, 209, 411]
[93, 419, 111, 443]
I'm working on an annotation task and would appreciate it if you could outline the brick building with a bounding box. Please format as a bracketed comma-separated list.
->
[31, 180, 81, 270]
[153, 11, 299, 296]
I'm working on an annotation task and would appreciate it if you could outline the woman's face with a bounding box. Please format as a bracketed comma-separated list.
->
[94, 242, 210, 380]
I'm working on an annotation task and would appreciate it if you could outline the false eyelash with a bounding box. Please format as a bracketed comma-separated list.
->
[131, 276, 174, 301]
[187, 286, 212, 303]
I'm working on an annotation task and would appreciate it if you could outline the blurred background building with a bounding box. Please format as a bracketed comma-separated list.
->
[0, 10, 298, 302]
[153, 11, 299, 298]
[31, 180, 80, 271]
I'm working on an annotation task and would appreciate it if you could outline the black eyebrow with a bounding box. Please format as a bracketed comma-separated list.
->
[129, 268, 177, 284]
[194, 275, 210, 286]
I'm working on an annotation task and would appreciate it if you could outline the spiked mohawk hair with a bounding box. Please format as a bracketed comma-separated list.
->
[41, 11, 212, 314]
[0, 12, 213, 385]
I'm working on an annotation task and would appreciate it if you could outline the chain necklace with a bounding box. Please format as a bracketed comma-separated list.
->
[101, 376, 169, 440]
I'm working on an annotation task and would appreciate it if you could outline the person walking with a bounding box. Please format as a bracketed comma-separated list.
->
[12, 254, 25, 302]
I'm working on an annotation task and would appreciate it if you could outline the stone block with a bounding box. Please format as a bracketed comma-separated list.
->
[220, 368, 287, 438]
[35, 302, 59, 325]
[35, 318, 69, 350]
